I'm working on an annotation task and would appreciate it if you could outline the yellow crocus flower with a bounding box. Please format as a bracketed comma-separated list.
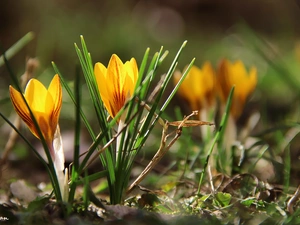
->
[94, 54, 138, 119]
[9, 74, 62, 158]
[174, 62, 216, 111]
[217, 59, 257, 119]
[9, 74, 68, 201]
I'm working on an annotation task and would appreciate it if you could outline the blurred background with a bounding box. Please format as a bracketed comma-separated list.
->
[1, 0, 300, 73]
[1, 0, 300, 118]
[1, 0, 300, 187]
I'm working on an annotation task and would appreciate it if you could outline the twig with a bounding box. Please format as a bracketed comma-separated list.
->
[126, 111, 205, 195]
[287, 185, 300, 214]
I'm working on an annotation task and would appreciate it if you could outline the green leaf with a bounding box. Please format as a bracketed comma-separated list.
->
[214, 192, 232, 207]
[240, 197, 256, 207]
[197, 86, 235, 194]
[0, 32, 34, 67]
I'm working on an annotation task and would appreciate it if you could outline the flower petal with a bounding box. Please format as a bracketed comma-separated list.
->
[94, 62, 113, 116]
[107, 54, 124, 93]
[123, 58, 138, 97]
[48, 74, 62, 116]
[24, 79, 49, 113]
[48, 75, 62, 137]
[9, 86, 34, 133]
[217, 59, 231, 101]
[124, 58, 138, 90]
[217, 59, 257, 119]
[94, 62, 109, 99]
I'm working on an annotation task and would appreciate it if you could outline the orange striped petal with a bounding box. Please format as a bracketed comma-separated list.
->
[9, 85, 34, 135]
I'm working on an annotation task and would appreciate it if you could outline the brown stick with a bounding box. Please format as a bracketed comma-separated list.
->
[126, 111, 203, 195]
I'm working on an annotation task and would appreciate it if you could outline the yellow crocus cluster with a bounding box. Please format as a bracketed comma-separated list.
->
[174, 59, 257, 119]
[9, 53, 139, 201]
